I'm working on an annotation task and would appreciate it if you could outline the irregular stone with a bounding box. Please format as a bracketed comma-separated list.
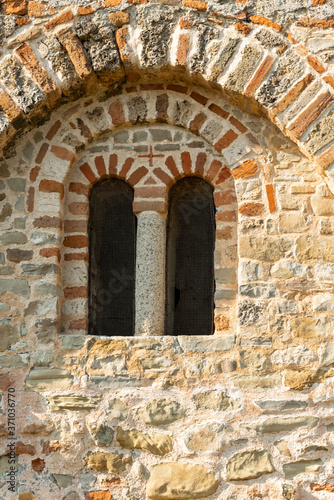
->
[184, 422, 225, 453]
[239, 236, 292, 261]
[88, 423, 114, 446]
[255, 400, 308, 412]
[313, 294, 334, 312]
[90, 375, 153, 389]
[285, 370, 317, 391]
[146, 462, 219, 499]
[48, 395, 102, 411]
[306, 109, 334, 154]
[61, 335, 85, 350]
[0, 321, 19, 351]
[25, 368, 73, 392]
[240, 351, 267, 371]
[7, 178, 26, 192]
[311, 197, 334, 216]
[226, 449, 274, 481]
[320, 343, 334, 366]
[271, 347, 316, 366]
[270, 261, 303, 279]
[290, 316, 330, 339]
[6, 249, 33, 262]
[32, 350, 54, 367]
[24, 297, 57, 316]
[140, 357, 172, 371]
[312, 378, 334, 403]
[116, 427, 173, 456]
[0, 278, 30, 298]
[108, 398, 128, 421]
[232, 374, 282, 389]
[279, 213, 307, 233]
[0, 231, 27, 245]
[178, 335, 235, 352]
[0, 354, 28, 368]
[239, 284, 278, 299]
[30, 232, 60, 245]
[138, 399, 186, 426]
[34, 281, 59, 296]
[247, 416, 319, 433]
[296, 236, 334, 263]
[21, 264, 58, 276]
[192, 389, 239, 411]
[85, 451, 132, 473]
[283, 460, 322, 479]
[35, 318, 57, 343]
[52, 474, 73, 488]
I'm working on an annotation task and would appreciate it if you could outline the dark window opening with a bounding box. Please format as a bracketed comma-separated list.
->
[89, 179, 136, 336]
[166, 177, 215, 335]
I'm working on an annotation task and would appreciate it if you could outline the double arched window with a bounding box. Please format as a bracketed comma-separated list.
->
[88, 177, 215, 337]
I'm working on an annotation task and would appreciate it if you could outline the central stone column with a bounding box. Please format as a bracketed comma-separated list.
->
[135, 211, 166, 336]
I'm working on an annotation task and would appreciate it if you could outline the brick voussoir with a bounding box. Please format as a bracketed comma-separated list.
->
[287, 91, 334, 138]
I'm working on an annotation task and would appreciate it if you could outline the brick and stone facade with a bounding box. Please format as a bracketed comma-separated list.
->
[0, 1, 334, 499]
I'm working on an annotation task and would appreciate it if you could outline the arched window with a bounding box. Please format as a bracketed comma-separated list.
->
[166, 177, 215, 335]
[88, 179, 136, 336]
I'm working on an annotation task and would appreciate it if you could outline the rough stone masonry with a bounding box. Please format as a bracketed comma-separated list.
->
[0, 0, 334, 499]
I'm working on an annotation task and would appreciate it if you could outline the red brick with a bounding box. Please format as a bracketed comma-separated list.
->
[64, 252, 89, 261]
[64, 286, 88, 299]
[209, 103, 229, 119]
[126, 86, 138, 93]
[135, 186, 167, 198]
[195, 152, 207, 176]
[206, 159, 222, 182]
[46, 120, 62, 140]
[244, 55, 274, 97]
[6, 0, 27, 15]
[239, 202, 264, 216]
[166, 84, 188, 94]
[64, 220, 88, 233]
[140, 84, 164, 91]
[189, 113, 207, 134]
[128, 166, 148, 186]
[288, 91, 334, 138]
[307, 55, 326, 74]
[133, 200, 167, 212]
[229, 116, 247, 133]
[27, 187, 34, 212]
[39, 248, 61, 261]
[69, 182, 90, 197]
[35, 143, 49, 164]
[182, 0, 207, 11]
[271, 74, 315, 117]
[119, 157, 134, 178]
[176, 34, 190, 66]
[30, 166, 40, 182]
[16, 442, 35, 455]
[216, 166, 231, 184]
[109, 154, 118, 175]
[216, 227, 233, 240]
[94, 156, 107, 177]
[39, 179, 64, 197]
[64, 235, 88, 248]
[0, 374, 11, 390]
[69, 318, 88, 330]
[153, 168, 173, 185]
[214, 189, 236, 206]
[51, 145, 75, 163]
[266, 184, 276, 212]
[316, 144, 334, 168]
[32, 458, 45, 472]
[33, 216, 61, 228]
[109, 100, 125, 126]
[216, 210, 236, 222]
[80, 162, 98, 184]
[68, 202, 89, 215]
[231, 159, 258, 179]
[181, 151, 192, 173]
[214, 130, 238, 152]
[165, 156, 179, 178]
[45, 10, 73, 30]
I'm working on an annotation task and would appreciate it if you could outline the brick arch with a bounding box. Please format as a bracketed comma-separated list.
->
[0, 3, 333, 185]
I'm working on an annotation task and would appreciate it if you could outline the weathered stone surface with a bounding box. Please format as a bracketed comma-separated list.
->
[271, 346, 316, 366]
[239, 236, 292, 261]
[306, 109, 334, 154]
[278, 213, 307, 233]
[85, 451, 132, 473]
[32, 350, 54, 367]
[184, 422, 225, 453]
[146, 462, 219, 499]
[296, 236, 334, 263]
[233, 374, 282, 389]
[0, 354, 28, 368]
[47, 395, 102, 411]
[313, 294, 334, 312]
[25, 368, 73, 391]
[88, 423, 114, 446]
[192, 389, 239, 411]
[226, 449, 274, 481]
[311, 197, 334, 216]
[52, 474, 73, 488]
[178, 335, 235, 352]
[0, 231, 27, 245]
[108, 398, 128, 421]
[312, 378, 334, 404]
[320, 343, 334, 366]
[24, 297, 57, 316]
[239, 284, 278, 299]
[116, 427, 173, 456]
[290, 316, 330, 339]
[0, 278, 30, 298]
[247, 416, 319, 433]
[138, 399, 187, 426]
[255, 399, 308, 412]
[21, 264, 58, 276]
[285, 370, 318, 391]
[283, 460, 322, 479]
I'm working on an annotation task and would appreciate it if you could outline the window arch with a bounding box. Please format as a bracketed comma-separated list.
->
[88, 179, 136, 336]
[166, 177, 215, 336]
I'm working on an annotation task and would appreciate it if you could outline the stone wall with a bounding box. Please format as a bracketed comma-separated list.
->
[0, 1, 334, 499]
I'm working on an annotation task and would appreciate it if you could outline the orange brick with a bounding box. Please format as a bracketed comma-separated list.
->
[288, 91, 334, 138]
[214, 189, 236, 206]
[206, 159, 222, 182]
[51, 145, 75, 163]
[39, 248, 61, 261]
[266, 184, 276, 212]
[6, 0, 27, 15]
[216, 227, 233, 240]
[60, 32, 93, 79]
[153, 168, 173, 185]
[105, 0, 121, 6]
[119, 158, 134, 178]
[39, 179, 64, 197]
[166, 84, 188, 94]
[64, 253, 89, 261]
[133, 200, 167, 212]
[316, 144, 334, 168]
[312, 0, 326, 5]
[182, 0, 207, 11]
[239, 202, 264, 216]
[64, 235, 88, 248]
[128, 166, 148, 186]
[231, 159, 258, 179]
[216, 166, 231, 184]
[109, 100, 125, 126]
[16, 17, 30, 26]
[190, 91, 208, 105]
[0, 91, 23, 127]
[216, 210, 236, 222]
[85, 491, 111, 500]
[127, 0, 147, 4]
[35, 143, 49, 164]
[94, 156, 107, 178]
[64, 286, 88, 299]
[209, 103, 229, 119]
[45, 10, 73, 30]
[16, 442, 36, 455]
[234, 21, 252, 35]
[68, 202, 89, 215]
[249, 14, 283, 31]
[80, 163, 98, 184]
[214, 130, 238, 152]
[64, 220, 88, 233]
[179, 17, 196, 29]
[165, 156, 179, 178]
[28, 1, 56, 17]
[78, 5, 95, 15]
[109, 11, 130, 27]
[109, 154, 118, 175]
[32, 458, 45, 472]
[69, 182, 90, 197]
[69, 318, 88, 330]
[181, 151, 192, 173]
[195, 152, 207, 176]
[271, 74, 315, 117]
[324, 75, 334, 90]
[297, 17, 334, 29]
[190, 113, 207, 134]
[176, 34, 190, 66]
[229, 116, 247, 133]
[135, 186, 167, 198]
[33, 216, 61, 228]
[46, 120, 61, 140]
[245, 55, 274, 97]
[307, 55, 326, 74]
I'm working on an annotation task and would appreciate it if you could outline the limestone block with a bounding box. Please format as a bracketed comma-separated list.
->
[278, 213, 307, 233]
[255, 399, 308, 412]
[85, 451, 132, 473]
[192, 389, 239, 411]
[226, 449, 274, 481]
[271, 346, 316, 366]
[311, 197, 334, 216]
[296, 236, 334, 263]
[239, 236, 292, 261]
[146, 462, 219, 499]
[283, 460, 322, 479]
[319, 343, 334, 366]
[25, 367, 73, 391]
[313, 294, 334, 312]
[47, 395, 102, 411]
[183, 422, 225, 453]
[138, 399, 187, 426]
[116, 427, 173, 456]
[246, 416, 319, 433]
[178, 335, 235, 352]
